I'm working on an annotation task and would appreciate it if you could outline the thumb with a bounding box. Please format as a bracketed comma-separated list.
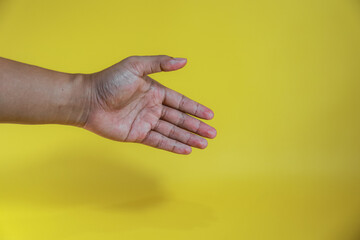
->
[124, 55, 187, 76]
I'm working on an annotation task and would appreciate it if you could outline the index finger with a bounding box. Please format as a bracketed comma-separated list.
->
[163, 87, 214, 120]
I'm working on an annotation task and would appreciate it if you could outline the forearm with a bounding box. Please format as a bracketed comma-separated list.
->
[0, 57, 91, 127]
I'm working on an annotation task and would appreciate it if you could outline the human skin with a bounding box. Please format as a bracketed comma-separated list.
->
[0, 55, 217, 154]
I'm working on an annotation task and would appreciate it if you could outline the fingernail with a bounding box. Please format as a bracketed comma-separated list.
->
[184, 147, 192, 154]
[201, 139, 208, 149]
[169, 58, 187, 65]
[207, 111, 214, 119]
[208, 128, 217, 138]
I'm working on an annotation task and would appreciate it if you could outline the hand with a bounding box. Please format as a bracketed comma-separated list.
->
[83, 55, 217, 154]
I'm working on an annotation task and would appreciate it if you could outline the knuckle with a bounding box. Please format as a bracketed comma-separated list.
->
[194, 103, 200, 116]
[171, 144, 176, 153]
[185, 134, 192, 145]
[154, 120, 161, 131]
[161, 107, 167, 118]
[179, 95, 186, 109]
[195, 121, 201, 134]
[123, 56, 142, 75]
[123, 55, 139, 63]
[169, 125, 177, 137]
[158, 55, 170, 59]
[155, 135, 164, 148]
[177, 113, 186, 127]
[140, 131, 151, 143]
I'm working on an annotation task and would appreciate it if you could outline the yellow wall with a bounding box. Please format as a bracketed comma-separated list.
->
[1, 0, 360, 239]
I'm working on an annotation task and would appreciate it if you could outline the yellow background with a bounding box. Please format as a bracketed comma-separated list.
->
[1, 0, 360, 239]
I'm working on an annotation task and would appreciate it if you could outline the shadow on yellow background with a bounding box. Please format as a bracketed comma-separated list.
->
[0, 142, 215, 237]
[0, 146, 167, 209]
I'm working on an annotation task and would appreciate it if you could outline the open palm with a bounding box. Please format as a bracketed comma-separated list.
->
[84, 55, 216, 154]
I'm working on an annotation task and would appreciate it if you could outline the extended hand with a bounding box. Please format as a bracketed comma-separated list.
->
[83, 55, 217, 154]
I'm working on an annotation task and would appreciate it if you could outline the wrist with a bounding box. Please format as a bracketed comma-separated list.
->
[65, 73, 93, 127]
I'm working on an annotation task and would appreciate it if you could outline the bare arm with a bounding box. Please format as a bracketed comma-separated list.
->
[0, 55, 216, 154]
[0, 57, 90, 126]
